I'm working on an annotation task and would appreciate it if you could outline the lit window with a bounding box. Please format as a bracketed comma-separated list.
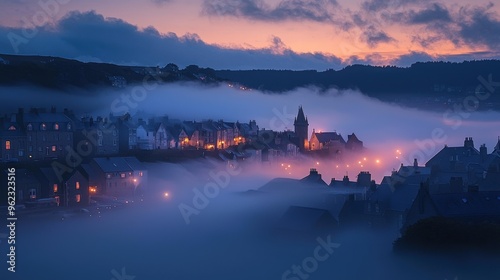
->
[139, 171, 143, 177]
[67, 123, 71, 130]
[52, 145, 56, 152]
[75, 182, 80, 190]
[5, 141, 10, 150]
[54, 123, 59, 130]
[41, 123, 46, 130]
[106, 174, 112, 179]
[75, 194, 81, 203]
[120, 173, 126, 178]
[27, 124, 32, 131]
[53, 184, 58, 193]
[8, 125, 16, 131]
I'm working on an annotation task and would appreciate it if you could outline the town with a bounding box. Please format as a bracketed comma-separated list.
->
[1, 105, 500, 239]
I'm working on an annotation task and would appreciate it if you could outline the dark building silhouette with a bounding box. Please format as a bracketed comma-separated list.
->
[294, 106, 309, 152]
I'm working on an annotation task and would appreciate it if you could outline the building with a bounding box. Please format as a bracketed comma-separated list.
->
[38, 167, 90, 207]
[294, 106, 309, 152]
[309, 131, 346, 154]
[88, 157, 147, 197]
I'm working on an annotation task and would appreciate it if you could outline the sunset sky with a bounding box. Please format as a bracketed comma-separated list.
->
[1, 0, 499, 69]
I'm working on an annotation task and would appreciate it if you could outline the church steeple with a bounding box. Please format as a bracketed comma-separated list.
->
[294, 106, 308, 126]
[294, 106, 309, 152]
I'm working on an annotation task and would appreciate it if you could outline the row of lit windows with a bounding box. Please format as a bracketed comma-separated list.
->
[53, 182, 80, 192]
[27, 123, 72, 131]
[106, 171, 144, 179]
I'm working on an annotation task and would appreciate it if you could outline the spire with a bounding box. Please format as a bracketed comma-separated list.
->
[294, 106, 308, 125]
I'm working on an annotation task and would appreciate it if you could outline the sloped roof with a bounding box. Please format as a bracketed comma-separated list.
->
[93, 157, 134, 172]
[314, 132, 346, 144]
[278, 206, 337, 231]
[389, 184, 420, 212]
[426, 146, 480, 168]
[23, 112, 72, 123]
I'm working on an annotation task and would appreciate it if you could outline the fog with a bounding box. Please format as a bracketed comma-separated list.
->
[4, 161, 500, 280]
[2, 83, 500, 182]
[2, 84, 500, 279]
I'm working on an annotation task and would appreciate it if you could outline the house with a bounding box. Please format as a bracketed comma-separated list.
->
[301, 168, 328, 186]
[345, 133, 364, 151]
[0, 168, 41, 206]
[426, 138, 500, 191]
[403, 183, 500, 232]
[0, 108, 75, 162]
[74, 116, 119, 157]
[309, 130, 346, 154]
[89, 157, 147, 197]
[38, 167, 90, 207]
[0, 113, 25, 162]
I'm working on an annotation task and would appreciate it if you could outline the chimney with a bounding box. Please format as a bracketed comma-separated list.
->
[480, 144, 487, 161]
[413, 158, 418, 168]
[309, 168, 318, 176]
[357, 171, 371, 188]
[343, 175, 350, 186]
[464, 137, 474, 148]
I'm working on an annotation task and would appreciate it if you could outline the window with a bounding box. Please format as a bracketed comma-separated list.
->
[113, 139, 117, 146]
[52, 145, 56, 152]
[42, 135, 46, 141]
[54, 123, 59, 130]
[18, 150, 24, 157]
[139, 171, 143, 177]
[38, 147, 42, 152]
[5, 141, 10, 150]
[75, 194, 81, 203]
[98, 139, 103, 146]
[8, 125, 16, 131]
[120, 173, 126, 178]
[55, 134, 59, 141]
[97, 130, 102, 136]
[28, 135, 32, 141]
[28, 146, 33, 152]
[106, 173, 112, 179]
[113, 130, 117, 136]
[75, 182, 80, 190]
[53, 184, 58, 193]
[41, 123, 46, 130]
[29, 189, 36, 200]
[27, 124, 32, 131]
[67, 123, 72, 130]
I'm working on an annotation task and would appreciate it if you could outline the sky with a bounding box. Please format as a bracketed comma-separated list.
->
[1, 0, 500, 69]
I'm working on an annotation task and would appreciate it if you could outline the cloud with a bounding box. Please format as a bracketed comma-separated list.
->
[202, 0, 338, 23]
[457, 4, 500, 49]
[407, 3, 451, 24]
[361, 0, 429, 12]
[361, 25, 396, 48]
[0, 10, 343, 70]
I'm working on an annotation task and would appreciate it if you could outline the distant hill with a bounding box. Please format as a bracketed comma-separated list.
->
[1, 54, 500, 110]
[216, 60, 500, 97]
[0, 54, 222, 90]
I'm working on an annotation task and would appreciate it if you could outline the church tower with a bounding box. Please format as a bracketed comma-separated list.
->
[294, 106, 309, 151]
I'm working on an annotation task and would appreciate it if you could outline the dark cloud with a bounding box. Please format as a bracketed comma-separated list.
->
[457, 4, 500, 49]
[0, 10, 343, 70]
[361, 25, 396, 48]
[407, 3, 451, 24]
[361, 0, 429, 12]
[202, 0, 338, 23]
